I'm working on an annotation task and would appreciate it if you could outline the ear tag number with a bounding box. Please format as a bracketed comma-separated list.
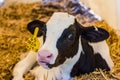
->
[26, 27, 41, 52]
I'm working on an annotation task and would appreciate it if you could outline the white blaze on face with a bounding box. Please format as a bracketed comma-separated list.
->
[40, 12, 75, 64]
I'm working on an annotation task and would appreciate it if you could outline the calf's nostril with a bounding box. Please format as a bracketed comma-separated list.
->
[47, 54, 53, 58]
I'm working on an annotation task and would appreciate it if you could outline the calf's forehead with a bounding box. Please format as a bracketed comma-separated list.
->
[46, 12, 75, 37]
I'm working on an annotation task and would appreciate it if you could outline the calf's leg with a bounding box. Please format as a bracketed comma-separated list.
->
[13, 51, 36, 80]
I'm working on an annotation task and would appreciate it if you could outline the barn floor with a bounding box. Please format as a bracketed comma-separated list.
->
[0, 2, 120, 80]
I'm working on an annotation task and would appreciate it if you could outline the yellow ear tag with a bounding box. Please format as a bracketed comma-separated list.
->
[26, 27, 41, 52]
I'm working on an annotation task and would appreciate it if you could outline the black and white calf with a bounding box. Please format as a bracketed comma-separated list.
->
[13, 12, 114, 80]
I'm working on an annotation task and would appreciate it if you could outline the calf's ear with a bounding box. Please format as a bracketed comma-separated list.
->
[81, 26, 109, 42]
[27, 20, 46, 37]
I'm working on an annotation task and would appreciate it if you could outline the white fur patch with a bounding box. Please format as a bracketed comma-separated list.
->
[39, 12, 75, 64]
[89, 41, 114, 70]
[55, 38, 82, 80]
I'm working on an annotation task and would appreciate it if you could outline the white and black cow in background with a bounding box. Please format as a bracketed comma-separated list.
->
[13, 12, 114, 80]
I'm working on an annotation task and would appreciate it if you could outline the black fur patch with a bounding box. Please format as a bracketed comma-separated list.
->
[27, 20, 47, 42]
[70, 38, 95, 77]
[81, 27, 109, 42]
[70, 38, 110, 77]
[27, 20, 46, 37]
[47, 20, 81, 68]
[94, 53, 110, 71]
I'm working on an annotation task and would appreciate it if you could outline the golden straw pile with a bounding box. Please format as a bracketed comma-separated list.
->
[0, 2, 120, 80]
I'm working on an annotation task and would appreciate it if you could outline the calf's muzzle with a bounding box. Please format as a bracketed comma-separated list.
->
[37, 50, 53, 68]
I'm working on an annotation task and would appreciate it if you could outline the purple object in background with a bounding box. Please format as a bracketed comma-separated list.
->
[0, 0, 4, 6]
[41, 0, 102, 25]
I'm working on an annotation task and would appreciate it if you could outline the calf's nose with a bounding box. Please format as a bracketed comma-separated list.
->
[37, 50, 53, 63]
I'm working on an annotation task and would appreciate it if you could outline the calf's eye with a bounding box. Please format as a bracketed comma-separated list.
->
[67, 33, 74, 41]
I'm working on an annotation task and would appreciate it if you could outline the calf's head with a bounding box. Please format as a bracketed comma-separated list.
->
[27, 12, 109, 69]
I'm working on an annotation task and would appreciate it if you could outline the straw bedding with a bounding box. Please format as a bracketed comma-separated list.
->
[0, 2, 120, 80]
